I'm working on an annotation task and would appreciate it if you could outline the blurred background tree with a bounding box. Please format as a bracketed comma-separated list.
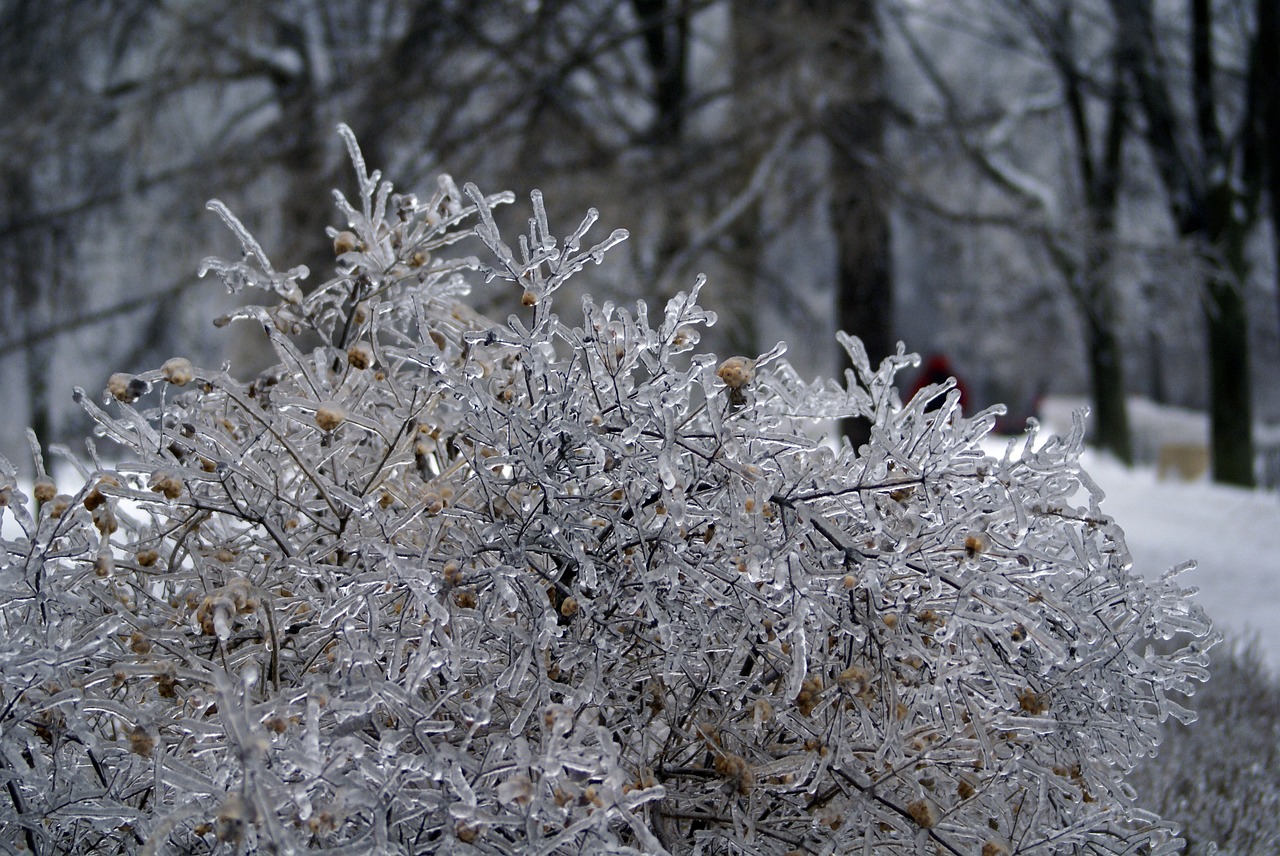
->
[1, 0, 1275, 484]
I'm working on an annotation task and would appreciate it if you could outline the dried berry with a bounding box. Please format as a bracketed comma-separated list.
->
[315, 401, 346, 431]
[161, 357, 194, 386]
[333, 230, 360, 255]
[716, 356, 755, 390]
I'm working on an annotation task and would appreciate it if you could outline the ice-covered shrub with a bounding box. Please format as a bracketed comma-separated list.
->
[0, 127, 1214, 854]
[1130, 639, 1280, 855]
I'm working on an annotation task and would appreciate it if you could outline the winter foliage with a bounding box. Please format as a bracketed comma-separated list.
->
[0, 127, 1215, 854]
[1130, 640, 1280, 856]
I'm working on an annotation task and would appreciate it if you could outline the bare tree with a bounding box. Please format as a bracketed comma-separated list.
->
[1019, 0, 1135, 463]
[887, 0, 1143, 463]
[824, 1, 894, 446]
[1111, 0, 1268, 485]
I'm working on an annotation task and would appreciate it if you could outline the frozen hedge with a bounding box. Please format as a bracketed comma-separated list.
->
[0, 127, 1214, 854]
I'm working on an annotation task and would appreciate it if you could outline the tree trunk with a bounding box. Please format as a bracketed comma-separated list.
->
[1111, 0, 1258, 486]
[800, 0, 892, 446]
[1204, 181, 1256, 484]
[632, 0, 690, 143]
[271, 15, 331, 287]
[1085, 316, 1133, 464]
[723, 1, 767, 357]
[1206, 274, 1254, 484]
[3, 169, 56, 460]
[1258, 0, 1280, 338]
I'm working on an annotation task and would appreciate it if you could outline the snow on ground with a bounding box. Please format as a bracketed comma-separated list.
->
[1033, 397, 1280, 673]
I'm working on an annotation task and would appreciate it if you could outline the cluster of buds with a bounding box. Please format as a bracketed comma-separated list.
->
[194, 577, 258, 640]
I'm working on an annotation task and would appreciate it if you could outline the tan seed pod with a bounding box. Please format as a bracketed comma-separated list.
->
[907, 798, 937, 828]
[333, 230, 360, 256]
[1018, 688, 1050, 715]
[82, 474, 120, 512]
[315, 402, 346, 432]
[965, 533, 989, 558]
[129, 631, 151, 655]
[127, 725, 155, 758]
[149, 471, 183, 500]
[107, 372, 146, 402]
[155, 671, 179, 698]
[837, 664, 872, 687]
[347, 341, 374, 370]
[33, 476, 56, 504]
[161, 357, 194, 386]
[92, 504, 118, 535]
[442, 561, 464, 586]
[94, 554, 115, 577]
[716, 356, 755, 390]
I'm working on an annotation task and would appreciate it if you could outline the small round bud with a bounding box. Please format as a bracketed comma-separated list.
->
[716, 356, 755, 390]
[315, 401, 346, 431]
[33, 476, 56, 504]
[497, 775, 535, 807]
[964, 534, 988, 558]
[161, 358, 194, 386]
[347, 341, 374, 370]
[423, 492, 444, 515]
[107, 373, 148, 402]
[443, 561, 464, 586]
[129, 630, 151, 654]
[333, 231, 360, 256]
[521, 290, 538, 307]
[136, 548, 160, 568]
[907, 798, 937, 829]
[1018, 688, 1050, 715]
[94, 553, 115, 577]
[92, 504, 118, 535]
[83, 474, 120, 512]
[149, 471, 183, 500]
[128, 725, 155, 758]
